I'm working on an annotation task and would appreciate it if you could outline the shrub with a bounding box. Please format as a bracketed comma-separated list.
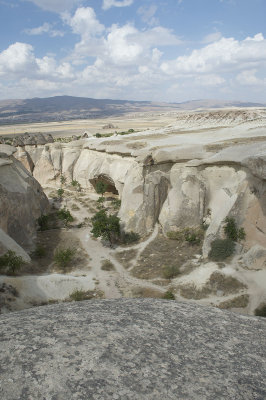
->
[208, 239, 235, 261]
[224, 217, 246, 241]
[69, 289, 88, 301]
[122, 231, 140, 244]
[32, 245, 46, 258]
[91, 209, 120, 245]
[57, 207, 74, 226]
[37, 214, 49, 231]
[162, 265, 180, 279]
[57, 188, 64, 198]
[60, 175, 66, 184]
[54, 248, 75, 269]
[254, 303, 266, 317]
[167, 227, 204, 245]
[95, 133, 102, 138]
[0, 250, 24, 275]
[101, 259, 115, 271]
[128, 128, 135, 133]
[162, 290, 175, 300]
[95, 181, 108, 197]
[111, 198, 121, 210]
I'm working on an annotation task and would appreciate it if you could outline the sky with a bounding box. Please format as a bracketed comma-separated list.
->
[0, 0, 266, 102]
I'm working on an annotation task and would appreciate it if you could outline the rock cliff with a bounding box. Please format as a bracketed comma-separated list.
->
[0, 144, 49, 259]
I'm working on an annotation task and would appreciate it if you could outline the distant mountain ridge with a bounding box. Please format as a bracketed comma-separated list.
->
[0, 95, 265, 125]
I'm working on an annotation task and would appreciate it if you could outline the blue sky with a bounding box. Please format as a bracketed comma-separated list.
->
[0, 0, 266, 102]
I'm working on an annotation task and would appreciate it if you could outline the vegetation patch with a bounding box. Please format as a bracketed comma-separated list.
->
[167, 227, 204, 245]
[0, 250, 25, 275]
[101, 259, 115, 271]
[254, 303, 266, 317]
[162, 290, 175, 300]
[179, 272, 246, 300]
[162, 265, 180, 280]
[57, 207, 74, 226]
[114, 249, 138, 269]
[218, 294, 249, 309]
[208, 239, 235, 261]
[131, 232, 200, 280]
[131, 287, 163, 299]
[54, 248, 76, 270]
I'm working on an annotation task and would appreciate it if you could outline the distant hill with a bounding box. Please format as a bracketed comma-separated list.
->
[0, 95, 264, 125]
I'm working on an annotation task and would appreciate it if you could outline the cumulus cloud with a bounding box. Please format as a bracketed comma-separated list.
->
[24, 0, 81, 13]
[63, 7, 104, 37]
[161, 33, 266, 75]
[236, 69, 265, 86]
[102, 0, 134, 11]
[24, 23, 64, 37]
[0, 42, 37, 75]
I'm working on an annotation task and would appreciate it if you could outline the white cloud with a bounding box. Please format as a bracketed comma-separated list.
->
[102, 0, 134, 11]
[137, 5, 159, 26]
[24, 0, 81, 13]
[202, 32, 222, 44]
[0, 42, 37, 75]
[161, 33, 266, 75]
[64, 7, 104, 37]
[24, 23, 64, 37]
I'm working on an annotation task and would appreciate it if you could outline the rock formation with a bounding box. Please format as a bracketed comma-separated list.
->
[0, 144, 49, 258]
[0, 298, 265, 399]
[13, 109, 266, 262]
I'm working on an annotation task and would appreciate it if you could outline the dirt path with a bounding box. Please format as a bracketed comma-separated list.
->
[76, 224, 167, 299]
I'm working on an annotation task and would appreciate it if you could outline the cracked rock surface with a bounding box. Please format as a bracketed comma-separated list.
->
[0, 298, 265, 399]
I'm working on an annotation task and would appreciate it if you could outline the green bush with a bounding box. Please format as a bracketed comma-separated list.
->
[162, 290, 175, 300]
[32, 245, 46, 258]
[0, 250, 24, 275]
[208, 239, 235, 261]
[37, 214, 49, 231]
[111, 198, 121, 210]
[54, 248, 75, 269]
[57, 207, 74, 226]
[254, 303, 266, 317]
[122, 231, 140, 244]
[95, 181, 108, 197]
[95, 133, 102, 138]
[91, 209, 120, 245]
[69, 289, 87, 301]
[224, 217, 246, 241]
[162, 265, 180, 279]
[60, 175, 66, 184]
[57, 188, 64, 198]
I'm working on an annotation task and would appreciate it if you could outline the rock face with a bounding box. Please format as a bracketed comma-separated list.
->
[0, 298, 265, 400]
[0, 144, 49, 256]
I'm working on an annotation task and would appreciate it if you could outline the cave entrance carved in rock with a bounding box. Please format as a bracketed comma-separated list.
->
[90, 174, 119, 196]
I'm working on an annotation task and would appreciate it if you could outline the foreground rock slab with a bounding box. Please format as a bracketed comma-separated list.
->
[0, 299, 265, 400]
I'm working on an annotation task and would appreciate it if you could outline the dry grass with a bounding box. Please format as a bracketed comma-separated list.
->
[178, 272, 247, 300]
[131, 287, 164, 299]
[131, 232, 201, 280]
[114, 249, 137, 269]
[218, 294, 249, 309]
[101, 259, 115, 271]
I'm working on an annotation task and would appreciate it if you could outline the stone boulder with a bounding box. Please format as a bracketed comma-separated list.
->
[0, 299, 265, 399]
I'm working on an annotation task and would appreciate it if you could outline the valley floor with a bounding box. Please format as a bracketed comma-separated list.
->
[1, 184, 265, 316]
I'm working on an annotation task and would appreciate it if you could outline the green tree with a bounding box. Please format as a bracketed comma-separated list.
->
[54, 248, 75, 269]
[91, 209, 120, 245]
[95, 181, 108, 197]
[0, 250, 24, 275]
[57, 207, 74, 226]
